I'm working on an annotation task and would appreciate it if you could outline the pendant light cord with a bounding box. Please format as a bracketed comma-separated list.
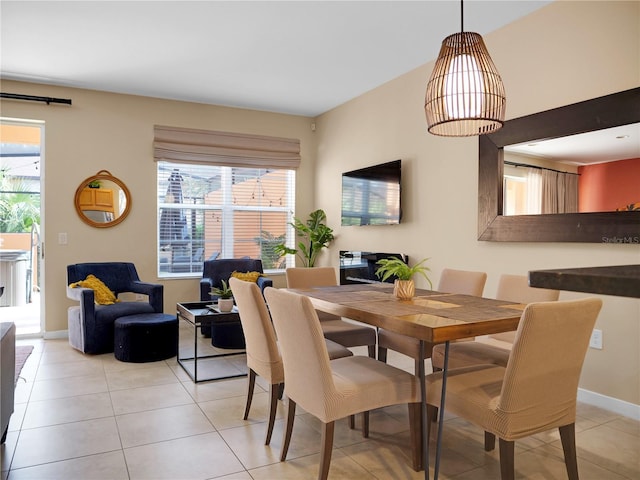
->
[460, 0, 464, 32]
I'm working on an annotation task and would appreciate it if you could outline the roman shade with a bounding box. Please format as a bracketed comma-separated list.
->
[153, 125, 301, 169]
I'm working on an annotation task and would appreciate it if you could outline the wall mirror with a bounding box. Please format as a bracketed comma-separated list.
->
[478, 87, 640, 242]
[74, 170, 132, 228]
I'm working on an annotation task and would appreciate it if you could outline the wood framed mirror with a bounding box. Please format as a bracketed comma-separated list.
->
[478, 87, 640, 242]
[74, 170, 132, 228]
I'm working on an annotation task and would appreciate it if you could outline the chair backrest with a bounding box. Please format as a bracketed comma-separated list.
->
[264, 287, 336, 417]
[491, 274, 560, 343]
[229, 278, 283, 383]
[496, 274, 560, 304]
[499, 298, 602, 430]
[438, 268, 487, 296]
[67, 262, 140, 294]
[285, 267, 338, 288]
[202, 258, 264, 288]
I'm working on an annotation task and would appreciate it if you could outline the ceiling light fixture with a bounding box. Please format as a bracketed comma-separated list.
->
[425, 0, 506, 137]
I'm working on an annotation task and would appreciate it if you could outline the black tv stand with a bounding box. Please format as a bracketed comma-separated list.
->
[339, 251, 408, 285]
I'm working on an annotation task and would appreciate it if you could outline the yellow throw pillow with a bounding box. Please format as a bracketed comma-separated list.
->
[69, 274, 118, 305]
[230, 271, 263, 283]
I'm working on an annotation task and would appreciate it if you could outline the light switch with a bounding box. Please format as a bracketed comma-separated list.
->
[58, 232, 68, 245]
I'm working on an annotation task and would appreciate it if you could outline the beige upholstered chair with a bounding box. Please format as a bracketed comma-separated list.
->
[285, 267, 377, 358]
[426, 298, 602, 480]
[264, 287, 422, 480]
[431, 274, 560, 369]
[229, 278, 352, 445]
[377, 268, 487, 372]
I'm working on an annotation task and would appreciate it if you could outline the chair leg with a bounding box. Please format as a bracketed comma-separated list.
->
[408, 402, 423, 471]
[278, 382, 285, 400]
[378, 345, 388, 363]
[280, 398, 296, 462]
[318, 421, 335, 480]
[559, 423, 579, 480]
[349, 415, 355, 429]
[426, 404, 438, 444]
[362, 411, 369, 438]
[367, 344, 376, 358]
[265, 383, 279, 445]
[485, 431, 496, 451]
[498, 438, 515, 480]
[243, 369, 256, 420]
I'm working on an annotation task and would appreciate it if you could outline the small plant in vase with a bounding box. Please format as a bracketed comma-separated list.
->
[375, 257, 433, 300]
[211, 279, 234, 312]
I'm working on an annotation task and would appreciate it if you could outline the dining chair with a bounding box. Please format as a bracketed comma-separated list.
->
[431, 274, 560, 369]
[229, 278, 353, 445]
[285, 267, 377, 358]
[377, 268, 487, 373]
[425, 297, 602, 480]
[264, 287, 422, 480]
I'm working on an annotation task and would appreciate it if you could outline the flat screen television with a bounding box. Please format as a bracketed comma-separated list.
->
[341, 159, 402, 226]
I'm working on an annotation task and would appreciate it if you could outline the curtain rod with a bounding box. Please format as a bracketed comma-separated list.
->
[0, 92, 72, 105]
[505, 160, 580, 176]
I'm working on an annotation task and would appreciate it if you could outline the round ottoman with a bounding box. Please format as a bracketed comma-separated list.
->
[114, 313, 177, 363]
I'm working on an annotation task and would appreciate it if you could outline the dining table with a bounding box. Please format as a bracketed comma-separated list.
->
[288, 282, 526, 480]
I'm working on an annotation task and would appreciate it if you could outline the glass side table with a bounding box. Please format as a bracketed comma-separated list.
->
[177, 301, 247, 383]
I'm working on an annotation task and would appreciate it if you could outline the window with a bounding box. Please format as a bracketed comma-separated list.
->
[154, 126, 300, 277]
[157, 162, 295, 276]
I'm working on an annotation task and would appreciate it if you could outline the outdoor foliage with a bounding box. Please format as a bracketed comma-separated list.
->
[0, 171, 40, 233]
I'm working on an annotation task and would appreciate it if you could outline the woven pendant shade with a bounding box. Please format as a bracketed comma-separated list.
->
[425, 31, 505, 137]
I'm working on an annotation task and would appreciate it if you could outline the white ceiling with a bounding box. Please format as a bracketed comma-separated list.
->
[1, 0, 551, 117]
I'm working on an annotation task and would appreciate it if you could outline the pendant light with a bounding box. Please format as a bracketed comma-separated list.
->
[425, 0, 505, 137]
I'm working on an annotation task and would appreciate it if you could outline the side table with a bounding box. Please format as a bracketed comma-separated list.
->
[177, 301, 247, 383]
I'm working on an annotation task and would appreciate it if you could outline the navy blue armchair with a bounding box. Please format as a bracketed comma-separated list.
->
[199, 258, 272, 302]
[199, 258, 272, 347]
[66, 262, 163, 354]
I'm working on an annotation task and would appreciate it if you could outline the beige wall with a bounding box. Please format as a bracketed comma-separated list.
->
[0, 82, 313, 332]
[314, 1, 640, 405]
[1, 1, 638, 407]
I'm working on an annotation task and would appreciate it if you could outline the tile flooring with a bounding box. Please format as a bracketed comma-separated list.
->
[1, 337, 639, 479]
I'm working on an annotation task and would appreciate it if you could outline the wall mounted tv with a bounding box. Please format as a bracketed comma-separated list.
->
[341, 159, 402, 226]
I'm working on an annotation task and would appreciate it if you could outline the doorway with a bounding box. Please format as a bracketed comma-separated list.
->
[0, 120, 43, 336]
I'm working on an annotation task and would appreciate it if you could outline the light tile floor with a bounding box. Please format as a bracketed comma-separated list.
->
[1, 338, 639, 479]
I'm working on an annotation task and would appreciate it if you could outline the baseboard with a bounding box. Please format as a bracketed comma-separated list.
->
[578, 387, 640, 420]
[43, 329, 68, 340]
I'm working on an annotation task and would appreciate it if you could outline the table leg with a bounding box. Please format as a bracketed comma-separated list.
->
[434, 341, 450, 480]
[419, 340, 430, 480]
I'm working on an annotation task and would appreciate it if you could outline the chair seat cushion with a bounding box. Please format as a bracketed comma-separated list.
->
[309, 355, 420, 422]
[431, 341, 510, 370]
[95, 302, 156, 325]
[320, 319, 376, 348]
[325, 339, 353, 360]
[378, 329, 426, 358]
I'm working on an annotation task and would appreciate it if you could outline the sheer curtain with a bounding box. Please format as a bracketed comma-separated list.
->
[525, 168, 542, 214]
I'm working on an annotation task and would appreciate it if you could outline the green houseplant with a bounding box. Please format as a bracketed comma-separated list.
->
[211, 279, 234, 312]
[274, 209, 334, 267]
[375, 257, 432, 300]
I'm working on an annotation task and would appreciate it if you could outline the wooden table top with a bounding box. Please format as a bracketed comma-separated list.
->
[289, 283, 525, 344]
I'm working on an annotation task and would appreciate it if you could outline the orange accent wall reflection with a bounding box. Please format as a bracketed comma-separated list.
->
[578, 158, 640, 212]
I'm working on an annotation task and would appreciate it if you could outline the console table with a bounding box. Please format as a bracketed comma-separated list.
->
[528, 265, 640, 298]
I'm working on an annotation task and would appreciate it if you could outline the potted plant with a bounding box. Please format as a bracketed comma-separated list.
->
[375, 257, 432, 300]
[274, 209, 335, 267]
[211, 279, 234, 312]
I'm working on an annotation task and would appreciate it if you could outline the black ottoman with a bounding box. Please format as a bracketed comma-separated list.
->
[114, 313, 177, 363]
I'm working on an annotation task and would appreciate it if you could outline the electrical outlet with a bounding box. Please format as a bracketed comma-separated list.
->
[58, 232, 68, 245]
[589, 329, 603, 349]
